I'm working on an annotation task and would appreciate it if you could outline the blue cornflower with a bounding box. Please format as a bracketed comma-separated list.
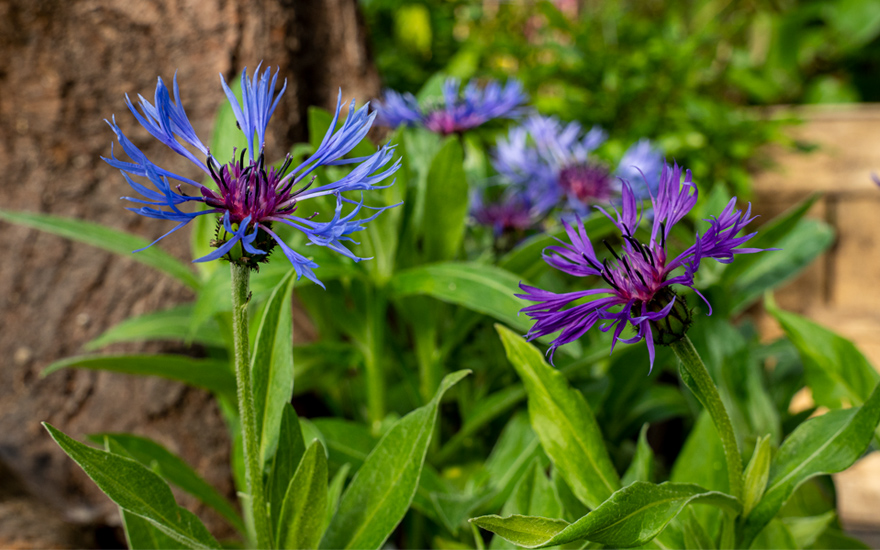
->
[517, 163, 767, 367]
[493, 115, 664, 220]
[104, 66, 400, 287]
[374, 78, 528, 135]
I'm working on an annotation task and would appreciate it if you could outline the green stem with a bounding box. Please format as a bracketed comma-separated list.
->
[230, 264, 273, 549]
[363, 285, 387, 433]
[670, 336, 743, 500]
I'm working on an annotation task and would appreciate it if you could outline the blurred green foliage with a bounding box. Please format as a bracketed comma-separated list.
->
[361, 0, 880, 196]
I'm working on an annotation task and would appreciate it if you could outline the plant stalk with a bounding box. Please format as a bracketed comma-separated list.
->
[363, 285, 387, 433]
[230, 263, 273, 549]
[670, 335, 744, 500]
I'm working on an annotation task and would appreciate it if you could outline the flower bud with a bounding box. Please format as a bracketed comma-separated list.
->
[645, 287, 692, 345]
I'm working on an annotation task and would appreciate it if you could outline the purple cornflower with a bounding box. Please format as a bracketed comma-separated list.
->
[374, 78, 528, 135]
[493, 115, 663, 219]
[104, 66, 400, 287]
[517, 163, 766, 367]
[471, 189, 539, 236]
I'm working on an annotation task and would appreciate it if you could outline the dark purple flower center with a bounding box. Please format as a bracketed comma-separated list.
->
[558, 163, 613, 203]
[201, 150, 310, 227]
[473, 201, 534, 233]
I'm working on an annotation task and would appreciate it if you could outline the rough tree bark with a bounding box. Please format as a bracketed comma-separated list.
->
[0, 0, 379, 546]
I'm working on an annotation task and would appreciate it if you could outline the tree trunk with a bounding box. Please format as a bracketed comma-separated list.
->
[0, 0, 378, 545]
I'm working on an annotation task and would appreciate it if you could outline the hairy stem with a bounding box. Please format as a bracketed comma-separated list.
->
[670, 336, 744, 499]
[231, 263, 273, 549]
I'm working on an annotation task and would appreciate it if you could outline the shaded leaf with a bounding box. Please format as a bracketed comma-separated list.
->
[276, 440, 328, 550]
[471, 482, 740, 549]
[85, 304, 226, 350]
[767, 296, 880, 410]
[422, 138, 469, 261]
[0, 209, 200, 289]
[42, 354, 235, 397]
[390, 262, 529, 332]
[742, 435, 771, 518]
[267, 404, 306, 534]
[621, 424, 655, 486]
[729, 219, 833, 313]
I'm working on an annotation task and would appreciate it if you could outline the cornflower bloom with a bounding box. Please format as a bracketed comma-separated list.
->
[374, 78, 528, 135]
[104, 66, 399, 286]
[471, 189, 538, 236]
[493, 115, 664, 220]
[517, 163, 766, 367]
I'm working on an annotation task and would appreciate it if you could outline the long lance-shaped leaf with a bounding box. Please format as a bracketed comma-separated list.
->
[496, 325, 620, 509]
[767, 296, 880, 410]
[738, 381, 880, 546]
[251, 270, 296, 468]
[44, 424, 221, 549]
[91, 433, 245, 535]
[102, 437, 182, 550]
[471, 482, 741, 549]
[266, 404, 306, 534]
[389, 262, 530, 332]
[720, 193, 821, 284]
[42, 354, 235, 397]
[86, 304, 226, 350]
[0, 209, 200, 289]
[276, 440, 328, 550]
[422, 138, 468, 262]
[320, 370, 470, 550]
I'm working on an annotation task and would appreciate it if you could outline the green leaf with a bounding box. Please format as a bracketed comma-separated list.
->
[251, 270, 297, 468]
[482, 413, 545, 507]
[748, 519, 798, 549]
[496, 325, 620, 509]
[85, 304, 226, 350]
[416, 72, 449, 102]
[42, 354, 235, 397]
[0, 209, 200, 289]
[742, 435, 771, 518]
[276, 440, 328, 550]
[729, 218, 834, 313]
[311, 418, 375, 471]
[320, 370, 470, 550]
[621, 424, 655, 486]
[767, 296, 880, 409]
[738, 382, 880, 546]
[390, 262, 530, 332]
[91, 433, 245, 535]
[44, 423, 221, 549]
[490, 460, 564, 550]
[421, 138, 469, 261]
[102, 438, 182, 550]
[721, 193, 821, 284]
[267, 404, 306, 534]
[471, 482, 741, 549]
[680, 507, 716, 550]
[436, 385, 526, 464]
[324, 463, 351, 533]
[781, 511, 835, 549]
[120, 509, 182, 550]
